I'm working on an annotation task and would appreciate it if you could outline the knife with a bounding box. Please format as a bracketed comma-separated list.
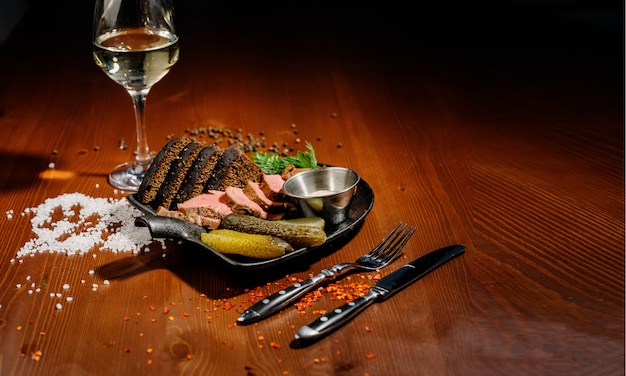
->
[294, 244, 465, 343]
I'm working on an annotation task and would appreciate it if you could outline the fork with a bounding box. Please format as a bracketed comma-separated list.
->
[237, 222, 416, 324]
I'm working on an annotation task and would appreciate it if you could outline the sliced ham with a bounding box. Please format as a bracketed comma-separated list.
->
[156, 206, 221, 229]
[159, 174, 295, 229]
[177, 191, 234, 218]
[261, 174, 285, 201]
[156, 206, 185, 219]
[184, 214, 221, 229]
[225, 186, 268, 219]
[243, 181, 275, 208]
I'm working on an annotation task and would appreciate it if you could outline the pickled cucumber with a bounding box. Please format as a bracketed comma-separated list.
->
[274, 216, 325, 229]
[220, 214, 327, 248]
[200, 229, 292, 259]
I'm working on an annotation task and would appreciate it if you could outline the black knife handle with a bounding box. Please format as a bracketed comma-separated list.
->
[295, 290, 379, 342]
[237, 272, 329, 324]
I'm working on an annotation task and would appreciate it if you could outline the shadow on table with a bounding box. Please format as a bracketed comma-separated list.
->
[96, 223, 363, 299]
[0, 151, 48, 191]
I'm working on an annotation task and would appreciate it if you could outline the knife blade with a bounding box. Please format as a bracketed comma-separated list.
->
[294, 244, 465, 343]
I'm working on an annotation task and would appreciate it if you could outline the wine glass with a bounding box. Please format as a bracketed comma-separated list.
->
[93, 0, 179, 191]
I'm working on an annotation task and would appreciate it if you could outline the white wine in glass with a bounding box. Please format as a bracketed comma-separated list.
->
[93, 0, 179, 191]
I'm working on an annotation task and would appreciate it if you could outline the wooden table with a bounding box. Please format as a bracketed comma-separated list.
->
[0, 2, 622, 375]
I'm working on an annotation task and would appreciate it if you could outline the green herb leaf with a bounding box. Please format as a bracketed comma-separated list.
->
[252, 141, 318, 174]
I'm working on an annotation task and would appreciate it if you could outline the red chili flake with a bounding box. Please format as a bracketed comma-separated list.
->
[366, 353, 376, 359]
[270, 342, 281, 349]
[31, 350, 43, 362]
[143, 295, 149, 300]
[162, 307, 170, 314]
[124, 347, 131, 353]
[151, 319, 158, 323]
[149, 305, 156, 311]
[257, 335, 264, 341]
[364, 326, 372, 333]
[123, 316, 130, 321]
[277, 358, 284, 364]
[181, 311, 189, 317]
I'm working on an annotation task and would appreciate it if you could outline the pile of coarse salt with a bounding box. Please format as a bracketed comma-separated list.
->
[17, 193, 162, 258]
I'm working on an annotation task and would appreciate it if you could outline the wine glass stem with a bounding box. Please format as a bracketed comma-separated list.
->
[128, 88, 152, 172]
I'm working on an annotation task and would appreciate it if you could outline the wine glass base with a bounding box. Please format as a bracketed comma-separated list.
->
[108, 160, 150, 192]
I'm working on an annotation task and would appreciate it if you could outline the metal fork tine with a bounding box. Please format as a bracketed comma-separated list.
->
[367, 222, 406, 258]
[376, 226, 415, 264]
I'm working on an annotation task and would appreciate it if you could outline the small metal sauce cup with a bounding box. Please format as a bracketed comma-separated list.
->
[283, 167, 360, 225]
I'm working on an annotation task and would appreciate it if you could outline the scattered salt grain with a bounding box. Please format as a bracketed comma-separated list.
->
[66, 297, 73, 302]
[55, 303, 62, 310]
[62, 284, 70, 290]
[55, 293, 62, 298]
[48, 162, 55, 169]
[17, 193, 161, 258]
[103, 280, 110, 285]
[16, 284, 21, 289]
[88, 270, 95, 275]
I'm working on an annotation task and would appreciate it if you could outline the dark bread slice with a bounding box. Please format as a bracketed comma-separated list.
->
[203, 147, 242, 191]
[217, 149, 264, 190]
[137, 137, 192, 206]
[155, 141, 204, 210]
[171, 144, 219, 208]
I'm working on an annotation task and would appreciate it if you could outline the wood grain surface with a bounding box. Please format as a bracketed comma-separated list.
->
[0, 1, 622, 375]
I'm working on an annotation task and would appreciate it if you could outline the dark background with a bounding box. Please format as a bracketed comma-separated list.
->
[0, 0, 622, 102]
